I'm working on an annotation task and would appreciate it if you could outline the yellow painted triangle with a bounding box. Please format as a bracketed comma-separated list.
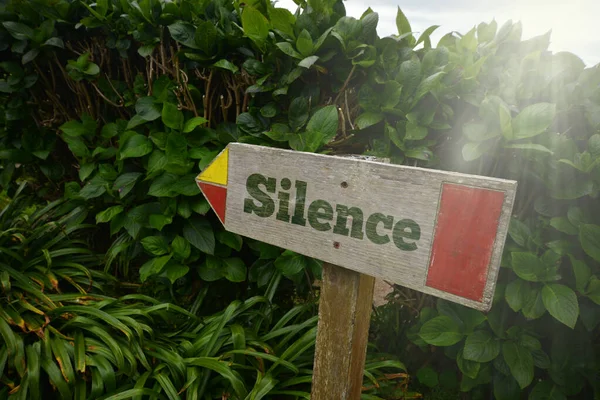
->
[197, 147, 228, 186]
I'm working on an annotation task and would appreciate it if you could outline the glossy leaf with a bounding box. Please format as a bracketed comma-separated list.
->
[541, 284, 579, 328]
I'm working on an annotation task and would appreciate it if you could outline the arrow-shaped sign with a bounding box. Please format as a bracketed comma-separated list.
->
[196, 143, 517, 311]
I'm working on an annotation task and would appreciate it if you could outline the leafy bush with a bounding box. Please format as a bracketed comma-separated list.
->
[0, 0, 599, 399]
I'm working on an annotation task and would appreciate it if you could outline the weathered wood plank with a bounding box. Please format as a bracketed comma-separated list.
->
[311, 263, 375, 400]
[197, 143, 517, 310]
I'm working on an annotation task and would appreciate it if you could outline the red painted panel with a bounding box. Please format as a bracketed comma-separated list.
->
[198, 182, 227, 224]
[426, 183, 505, 301]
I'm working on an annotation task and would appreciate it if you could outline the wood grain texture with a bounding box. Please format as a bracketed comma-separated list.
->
[221, 143, 517, 310]
[311, 264, 375, 400]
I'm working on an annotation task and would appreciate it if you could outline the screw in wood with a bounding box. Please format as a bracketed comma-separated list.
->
[333, 241, 341, 249]
[340, 181, 348, 188]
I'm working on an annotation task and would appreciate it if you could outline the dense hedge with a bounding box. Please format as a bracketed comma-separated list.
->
[0, 0, 599, 399]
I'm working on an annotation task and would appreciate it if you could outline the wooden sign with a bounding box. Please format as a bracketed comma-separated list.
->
[196, 143, 517, 311]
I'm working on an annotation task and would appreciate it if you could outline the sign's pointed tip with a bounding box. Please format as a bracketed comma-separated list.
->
[197, 147, 229, 186]
[198, 182, 227, 225]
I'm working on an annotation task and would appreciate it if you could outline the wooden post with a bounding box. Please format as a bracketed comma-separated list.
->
[311, 263, 375, 399]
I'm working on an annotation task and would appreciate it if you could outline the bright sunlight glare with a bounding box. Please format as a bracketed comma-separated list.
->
[277, 0, 599, 66]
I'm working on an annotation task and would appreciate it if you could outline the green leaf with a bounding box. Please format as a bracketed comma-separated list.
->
[585, 276, 600, 305]
[306, 105, 338, 144]
[510, 103, 556, 140]
[478, 20, 497, 43]
[462, 122, 500, 141]
[2, 22, 34, 40]
[289, 97, 309, 132]
[195, 20, 217, 55]
[73, 331, 85, 374]
[79, 163, 95, 181]
[541, 284, 579, 329]
[405, 121, 428, 140]
[274, 251, 306, 277]
[147, 151, 167, 174]
[183, 117, 208, 133]
[457, 348, 480, 379]
[395, 7, 413, 40]
[462, 140, 495, 162]
[511, 252, 547, 282]
[183, 217, 215, 255]
[135, 97, 161, 121]
[521, 286, 546, 319]
[166, 132, 188, 166]
[138, 45, 154, 57]
[504, 143, 553, 154]
[223, 258, 247, 282]
[60, 120, 88, 137]
[569, 256, 591, 293]
[397, 59, 421, 94]
[414, 71, 445, 103]
[276, 42, 302, 59]
[139, 255, 172, 282]
[296, 29, 313, 57]
[120, 134, 153, 160]
[416, 367, 438, 388]
[141, 236, 169, 256]
[463, 330, 500, 363]
[502, 342, 534, 389]
[22, 48, 39, 64]
[355, 112, 383, 130]
[168, 21, 199, 48]
[79, 176, 107, 199]
[199, 256, 225, 281]
[96, 205, 124, 223]
[419, 316, 463, 346]
[494, 373, 521, 400]
[416, 25, 440, 47]
[269, 8, 296, 38]
[529, 381, 566, 400]
[126, 115, 147, 130]
[588, 134, 600, 157]
[242, 6, 269, 49]
[405, 147, 433, 161]
[579, 224, 600, 262]
[213, 59, 239, 74]
[217, 231, 243, 251]
[101, 389, 161, 400]
[568, 206, 585, 227]
[162, 102, 184, 130]
[508, 218, 531, 247]
[436, 301, 485, 333]
[172, 236, 191, 260]
[113, 172, 142, 198]
[149, 215, 172, 231]
[164, 264, 189, 284]
[298, 55, 319, 69]
[550, 217, 578, 235]
[505, 279, 528, 312]
[84, 63, 100, 76]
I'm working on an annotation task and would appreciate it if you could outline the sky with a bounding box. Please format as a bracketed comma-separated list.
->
[277, 0, 599, 67]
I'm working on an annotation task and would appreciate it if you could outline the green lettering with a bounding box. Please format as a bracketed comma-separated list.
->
[393, 219, 420, 251]
[333, 205, 364, 240]
[308, 200, 333, 231]
[291, 180, 308, 226]
[276, 190, 291, 222]
[365, 213, 393, 244]
[243, 173, 276, 217]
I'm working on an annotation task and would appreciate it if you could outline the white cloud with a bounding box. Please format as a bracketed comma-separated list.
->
[277, 0, 598, 66]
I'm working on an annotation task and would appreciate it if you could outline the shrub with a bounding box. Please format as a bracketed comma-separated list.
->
[0, 0, 599, 399]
